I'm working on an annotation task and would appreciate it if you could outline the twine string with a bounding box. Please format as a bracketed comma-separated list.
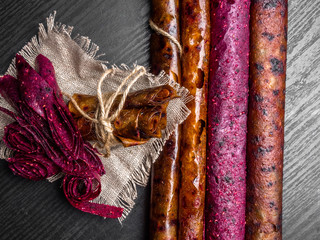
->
[149, 19, 182, 56]
[63, 66, 147, 157]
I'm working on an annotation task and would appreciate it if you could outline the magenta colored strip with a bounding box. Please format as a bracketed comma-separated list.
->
[206, 1, 250, 239]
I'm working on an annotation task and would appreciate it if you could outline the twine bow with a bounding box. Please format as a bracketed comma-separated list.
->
[65, 66, 147, 157]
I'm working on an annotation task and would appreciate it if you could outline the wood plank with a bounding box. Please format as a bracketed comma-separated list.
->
[0, 0, 320, 239]
[0, 1, 151, 239]
[283, 1, 320, 239]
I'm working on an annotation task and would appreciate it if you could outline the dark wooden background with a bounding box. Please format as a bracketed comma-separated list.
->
[0, 0, 319, 239]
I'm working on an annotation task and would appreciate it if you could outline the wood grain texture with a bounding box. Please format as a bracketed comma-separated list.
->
[0, 0, 320, 239]
[283, 1, 320, 240]
[0, 1, 151, 239]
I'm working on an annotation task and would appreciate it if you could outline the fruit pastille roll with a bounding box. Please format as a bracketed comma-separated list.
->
[246, 0, 287, 239]
[149, 0, 181, 239]
[179, 0, 210, 239]
[206, 1, 250, 239]
[68, 85, 177, 147]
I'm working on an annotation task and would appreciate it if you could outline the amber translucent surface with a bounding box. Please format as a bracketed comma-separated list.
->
[149, 0, 181, 239]
[179, 0, 210, 239]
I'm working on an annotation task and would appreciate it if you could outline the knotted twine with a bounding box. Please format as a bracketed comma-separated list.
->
[0, 12, 191, 221]
[64, 66, 146, 157]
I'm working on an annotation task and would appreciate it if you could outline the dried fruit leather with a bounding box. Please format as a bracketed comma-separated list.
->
[245, 1, 287, 239]
[68, 85, 177, 147]
[113, 105, 168, 145]
[205, 1, 250, 239]
[68, 85, 177, 118]
[0, 54, 123, 218]
[179, 0, 210, 238]
[149, 0, 181, 239]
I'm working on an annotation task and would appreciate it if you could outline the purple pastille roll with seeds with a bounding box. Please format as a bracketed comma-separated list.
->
[206, 0, 250, 239]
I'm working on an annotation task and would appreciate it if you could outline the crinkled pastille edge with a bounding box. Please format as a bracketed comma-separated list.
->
[1, 11, 192, 222]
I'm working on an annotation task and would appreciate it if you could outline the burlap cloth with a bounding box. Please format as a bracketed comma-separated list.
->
[0, 12, 191, 221]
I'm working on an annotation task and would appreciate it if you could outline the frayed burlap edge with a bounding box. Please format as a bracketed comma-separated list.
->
[0, 11, 191, 222]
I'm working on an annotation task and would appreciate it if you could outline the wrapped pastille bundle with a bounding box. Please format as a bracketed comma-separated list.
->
[0, 12, 191, 220]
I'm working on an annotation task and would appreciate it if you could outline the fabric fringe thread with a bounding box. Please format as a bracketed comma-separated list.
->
[93, 73, 192, 221]
[90, 71, 191, 221]
[4, 10, 107, 182]
[64, 66, 147, 158]
[6, 11, 103, 77]
[0, 11, 192, 222]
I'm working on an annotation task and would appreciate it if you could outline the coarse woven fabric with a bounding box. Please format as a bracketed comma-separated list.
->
[0, 11, 191, 221]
